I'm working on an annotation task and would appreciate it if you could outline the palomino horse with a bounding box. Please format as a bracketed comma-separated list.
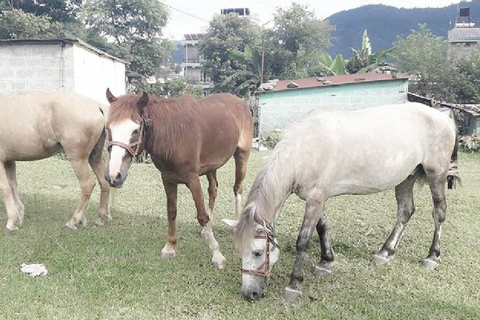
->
[104, 89, 253, 269]
[0, 92, 111, 230]
[224, 102, 459, 301]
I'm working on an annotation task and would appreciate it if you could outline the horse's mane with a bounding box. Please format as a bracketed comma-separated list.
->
[234, 141, 293, 252]
[146, 95, 197, 158]
[107, 93, 143, 124]
[108, 93, 198, 159]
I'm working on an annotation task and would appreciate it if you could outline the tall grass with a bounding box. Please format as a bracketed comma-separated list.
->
[1, 151, 480, 319]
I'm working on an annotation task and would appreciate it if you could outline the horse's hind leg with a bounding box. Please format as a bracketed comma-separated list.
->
[423, 172, 448, 270]
[0, 161, 23, 230]
[374, 174, 417, 266]
[313, 214, 335, 276]
[206, 171, 218, 212]
[64, 157, 95, 229]
[187, 175, 226, 269]
[88, 131, 111, 226]
[233, 147, 250, 217]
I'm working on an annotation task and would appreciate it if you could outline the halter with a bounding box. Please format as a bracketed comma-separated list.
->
[107, 117, 151, 157]
[240, 218, 278, 278]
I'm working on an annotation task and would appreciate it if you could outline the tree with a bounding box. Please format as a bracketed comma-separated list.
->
[83, 0, 174, 78]
[265, 3, 334, 78]
[346, 30, 392, 74]
[455, 47, 480, 104]
[0, 8, 61, 39]
[221, 41, 264, 97]
[391, 24, 457, 100]
[0, 0, 82, 23]
[199, 12, 260, 93]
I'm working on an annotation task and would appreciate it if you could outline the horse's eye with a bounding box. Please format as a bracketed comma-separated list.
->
[253, 250, 263, 257]
[133, 129, 139, 135]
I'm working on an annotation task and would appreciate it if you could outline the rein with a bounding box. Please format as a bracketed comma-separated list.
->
[240, 218, 278, 278]
[107, 118, 151, 157]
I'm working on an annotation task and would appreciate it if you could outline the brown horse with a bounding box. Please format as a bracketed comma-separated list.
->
[0, 92, 111, 230]
[104, 89, 253, 268]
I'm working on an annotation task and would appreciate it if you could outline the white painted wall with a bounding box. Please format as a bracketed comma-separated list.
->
[72, 44, 125, 104]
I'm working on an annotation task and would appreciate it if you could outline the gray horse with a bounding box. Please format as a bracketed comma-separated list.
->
[225, 102, 459, 301]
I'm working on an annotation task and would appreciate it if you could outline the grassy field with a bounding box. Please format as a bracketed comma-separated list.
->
[1, 150, 480, 319]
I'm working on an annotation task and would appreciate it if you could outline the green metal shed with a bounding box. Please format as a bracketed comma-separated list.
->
[254, 73, 410, 141]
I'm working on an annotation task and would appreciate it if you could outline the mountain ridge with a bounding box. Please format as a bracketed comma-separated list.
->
[327, 0, 480, 57]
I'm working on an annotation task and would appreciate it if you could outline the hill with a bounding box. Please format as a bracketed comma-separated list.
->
[326, 0, 480, 57]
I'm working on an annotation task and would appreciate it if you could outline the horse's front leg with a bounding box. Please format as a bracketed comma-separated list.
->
[0, 161, 23, 230]
[161, 178, 178, 259]
[285, 197, 325, 301]
[65, 158, 95, 229]
[187, 176, 226, 269]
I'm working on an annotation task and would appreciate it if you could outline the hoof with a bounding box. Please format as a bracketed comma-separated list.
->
[161, 248, 176, 259]
[314, 264, 332, 277]
[6, 220, 19, 231]
[284, 286, 302, 302]
[64, 222, 77, 230]
[93, 217, 104, 227]
[373, 253, 392, 266]
[423, 259, 438, 270]
[212, 256, 227, 270]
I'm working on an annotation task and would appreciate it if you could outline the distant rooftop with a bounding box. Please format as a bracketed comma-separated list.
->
[448, 27, 480, 43]
[183, 34, 205, 41]
[257, 73, 409, 93]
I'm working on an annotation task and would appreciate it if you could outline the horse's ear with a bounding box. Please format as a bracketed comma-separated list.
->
[222, 219, 239, 229]
[106, 88, 117, 103]
[137, 92, 149, 115]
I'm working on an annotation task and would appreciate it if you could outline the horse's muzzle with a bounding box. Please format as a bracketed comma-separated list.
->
[105, 171, 125, 188]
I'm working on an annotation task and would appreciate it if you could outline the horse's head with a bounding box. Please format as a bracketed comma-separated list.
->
[223, 218, 280, 301]
[104, 88, 150, 188]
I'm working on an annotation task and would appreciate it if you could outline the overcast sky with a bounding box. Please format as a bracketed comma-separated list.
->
[161, 0, 466, 40]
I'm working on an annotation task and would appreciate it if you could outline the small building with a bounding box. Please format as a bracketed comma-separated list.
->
[180, 8, 259, 96]
[181, 33, 212, 96]
[254, 73, 410, 140]
[448, 7, 480, 61]
[0, 38, 126, 103]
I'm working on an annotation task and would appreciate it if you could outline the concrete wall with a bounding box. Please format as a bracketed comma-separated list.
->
[257, 79, 408, 139]
[0, 41, 125, 104]
[0, 43, 72, 93]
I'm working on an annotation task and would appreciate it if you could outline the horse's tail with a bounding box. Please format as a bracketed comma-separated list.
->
[447, 130, 461, 189]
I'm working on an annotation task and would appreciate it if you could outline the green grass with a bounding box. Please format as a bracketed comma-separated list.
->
[1, 151, 480, 319]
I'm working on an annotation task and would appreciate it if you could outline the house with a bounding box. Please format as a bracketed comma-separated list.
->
[448, 6, 480, 61]
[180, 7, 259, 96]
[0, 38, 126, 103]
[254, 73, 410, 141]
[180, 33, 212, 96]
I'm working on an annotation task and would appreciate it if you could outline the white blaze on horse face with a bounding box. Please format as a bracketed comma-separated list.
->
[108, 119, 140, 177]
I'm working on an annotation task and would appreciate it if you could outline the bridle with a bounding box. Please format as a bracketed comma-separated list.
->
[240, 218, 279, 278]
[107, 117, 151, 157]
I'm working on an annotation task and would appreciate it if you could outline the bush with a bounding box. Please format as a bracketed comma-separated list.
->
[264, 129, 282, 149]
[460, 135, 480, 152]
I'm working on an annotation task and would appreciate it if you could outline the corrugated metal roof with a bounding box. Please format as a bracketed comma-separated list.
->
[448, 27, 480, 42]
[257, 73, 409, 93]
